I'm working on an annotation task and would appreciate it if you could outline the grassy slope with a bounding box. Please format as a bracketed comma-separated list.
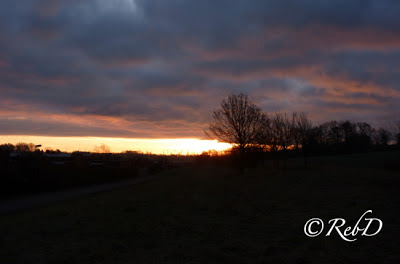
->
[0, 151, 399, 264]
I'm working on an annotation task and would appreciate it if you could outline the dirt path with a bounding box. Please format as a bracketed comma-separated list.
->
[0, 175, 159, 215]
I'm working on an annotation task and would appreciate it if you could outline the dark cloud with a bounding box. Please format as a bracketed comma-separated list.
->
[1, 0, 400, 138]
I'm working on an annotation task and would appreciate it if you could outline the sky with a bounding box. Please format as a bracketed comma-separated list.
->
[1, 0, 400, 152]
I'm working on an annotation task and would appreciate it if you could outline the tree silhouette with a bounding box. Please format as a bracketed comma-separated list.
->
[15, 142, 36, 152]
[0, 143, 15, 152]
[93, 144, 111, 153]
[293, 112, 312, 151]
[205, 93, 265, 153]
[375, 128, 392, 146]
[271, 113, 295, 152]
[388, 115, 400, 145]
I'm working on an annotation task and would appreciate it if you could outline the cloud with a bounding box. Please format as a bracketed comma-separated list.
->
[0, 0, 400, 138]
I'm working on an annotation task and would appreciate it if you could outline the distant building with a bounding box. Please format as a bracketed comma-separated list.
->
[43, 153, 72, 159]
[9, 152, 23, 158]
[72, 151, 91, 157]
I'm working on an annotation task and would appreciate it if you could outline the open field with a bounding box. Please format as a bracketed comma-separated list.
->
[1, 151, 400, 263]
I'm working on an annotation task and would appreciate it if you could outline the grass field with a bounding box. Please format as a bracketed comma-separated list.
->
[1, 151, 400, 263]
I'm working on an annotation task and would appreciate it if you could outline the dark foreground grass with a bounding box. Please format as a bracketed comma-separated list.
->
[1, 151, 400, 263]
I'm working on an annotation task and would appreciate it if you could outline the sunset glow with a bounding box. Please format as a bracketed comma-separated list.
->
[0, 135, 231, 155]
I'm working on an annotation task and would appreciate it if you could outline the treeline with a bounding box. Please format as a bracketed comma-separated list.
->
[0, 143, 40, 153]
[206, 93, 400, 158]
[304, 120, 395, 155]
[260, 114, 397, 155]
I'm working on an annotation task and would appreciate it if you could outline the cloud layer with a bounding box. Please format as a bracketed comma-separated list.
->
[1, 0, 400, 138]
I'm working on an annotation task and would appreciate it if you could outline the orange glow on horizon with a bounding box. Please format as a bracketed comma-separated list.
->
[0, 135, 232, 155]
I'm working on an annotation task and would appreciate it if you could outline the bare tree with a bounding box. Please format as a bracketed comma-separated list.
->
[375, 128, 392, 146]
[271, 113, 295, 151]
[292, 112, 312, 151]
[340, 120, 357, 144]
[388, 114, 400, 145]
[267, 113, 294, 169]
[0, 143, 15, 152]
[93, 144, 111, 153]
[256, 113, 274, 151]
[293, 112, 313, 168]
[259, 112, 312, 169]
[356, 122, 374, 138]
[205, 93, 265, 153]
[395, 121, 400, 145]
[15, 142, 36, 152]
